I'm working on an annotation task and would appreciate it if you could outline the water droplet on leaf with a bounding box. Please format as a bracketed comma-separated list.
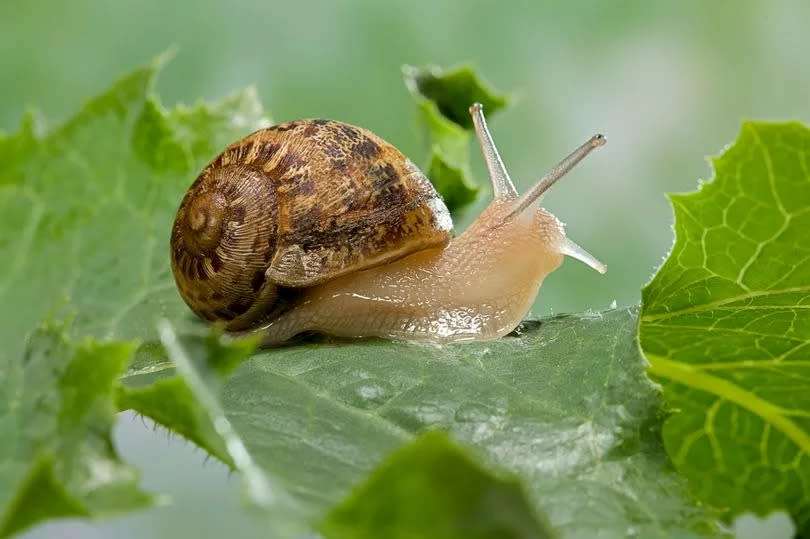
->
[338, 379, 394, 409]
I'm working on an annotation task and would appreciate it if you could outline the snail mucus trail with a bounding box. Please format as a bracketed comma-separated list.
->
[171, 103, 606, 345]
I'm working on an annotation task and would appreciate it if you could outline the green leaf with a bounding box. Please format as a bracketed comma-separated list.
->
[0, 55, 270, 365]
[150, 320, 308, 536]
[124, 308, 721, 538]
[404, 64, 507, 129]
[321, 430, 555, 539]
[0, 56, 270, 532]
[426, 142, 480, 211]
[403, 64, 508, 212]
[639, 122, 810, 534]
[117, 331, 257, 468]
[0, 324, 152, 537]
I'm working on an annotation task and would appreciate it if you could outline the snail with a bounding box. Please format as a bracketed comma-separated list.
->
[170, 103, 606, 345]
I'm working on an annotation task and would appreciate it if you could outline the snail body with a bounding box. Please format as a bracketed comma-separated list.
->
[171, 104, 606, 344]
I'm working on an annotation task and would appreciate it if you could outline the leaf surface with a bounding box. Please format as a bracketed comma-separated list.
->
[321, 430, 555, 539]
[124, 309, 721, 538]
[0, 56, 269, 534]
[0, 325, 151, 537]
[639, 122, 810, 534]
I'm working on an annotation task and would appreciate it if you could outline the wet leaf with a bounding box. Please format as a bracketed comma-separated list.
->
[124, 309, 721, 538]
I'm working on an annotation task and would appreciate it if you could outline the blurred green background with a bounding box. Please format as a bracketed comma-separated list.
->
[3, 1, 808, 537]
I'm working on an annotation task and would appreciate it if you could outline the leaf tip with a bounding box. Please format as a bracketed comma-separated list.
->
[151, 46, 179, 73]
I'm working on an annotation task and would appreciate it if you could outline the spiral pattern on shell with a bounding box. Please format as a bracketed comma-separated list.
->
[170, 119, 453, 331]
[171, 164, 283, 330]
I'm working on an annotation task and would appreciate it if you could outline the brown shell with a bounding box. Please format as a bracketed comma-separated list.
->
[170, 119, 452, 330]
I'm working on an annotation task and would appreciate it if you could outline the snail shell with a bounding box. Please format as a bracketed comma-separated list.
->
[170, 119, 452, 331]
